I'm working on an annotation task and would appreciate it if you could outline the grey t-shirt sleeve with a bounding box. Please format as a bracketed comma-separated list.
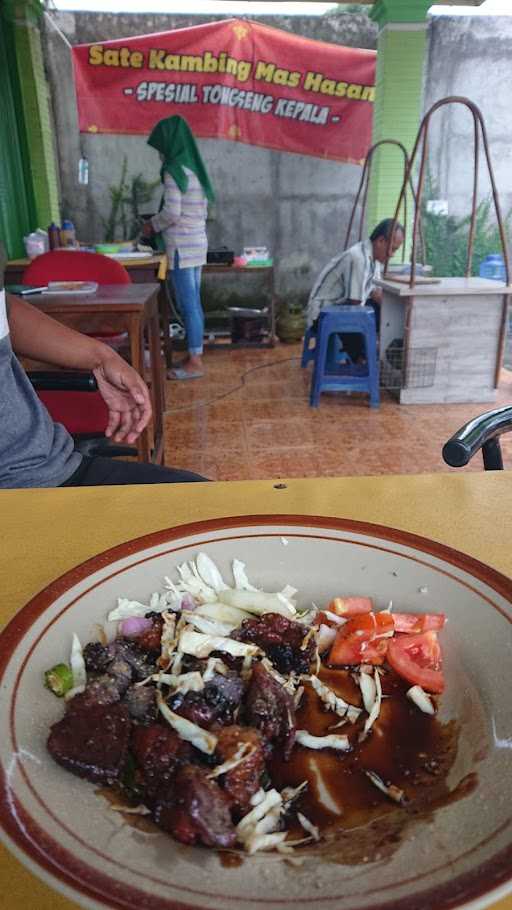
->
[0, 243, 82, 488]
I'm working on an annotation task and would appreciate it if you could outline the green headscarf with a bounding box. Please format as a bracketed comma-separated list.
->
[147, 115, 215, 203]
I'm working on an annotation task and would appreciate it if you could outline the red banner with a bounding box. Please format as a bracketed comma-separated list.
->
[72, 18, 376, 164]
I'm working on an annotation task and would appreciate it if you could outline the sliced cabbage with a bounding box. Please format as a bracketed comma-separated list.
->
[362, 668, 382, 737]
[157, 692, 217, 754]
[322, 610, 348, 626]
[160, 613, 177, 665]
[108, 598, 151, 622]
[232, 558, 259, 592]
[295, 730, 350, 751]
[195, 602, 252, 625]
[297, 812, 320, 841]
[179, 628, 260, 659]
[208, 742, 254, 779]
[365, 769, 405, 804]
[196, 552, 229, 593]
[176, 561, 218, 603]
[309, 676, 361, 723]
[359, 670, 377, 715]
[316, 623, 337, 653]
[152, 671, 204, 693]
[70, 633, 86, 689]
[237, 789, 282, 835]
[181, 611, 237, 637]
[218, 588, 296, 617]
[202, 657, 229, 681]
[407, 685, 435, 715]
[64, 633, 87, 701]
[244, 831, 289, 854]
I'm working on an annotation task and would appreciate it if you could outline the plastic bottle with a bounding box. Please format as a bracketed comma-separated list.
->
[47, 223, 61, 250]
[60, 219, 77, 248]
[479, 254, 506, 282]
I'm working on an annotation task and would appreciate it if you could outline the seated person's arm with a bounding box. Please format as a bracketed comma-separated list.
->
[7, 293, 152, 444]
[370, 287, 382, 304]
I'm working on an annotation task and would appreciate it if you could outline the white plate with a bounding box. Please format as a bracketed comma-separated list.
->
[0, 516, 511, 910]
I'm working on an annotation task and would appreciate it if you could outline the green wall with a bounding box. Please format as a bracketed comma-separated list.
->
[366, 26, 427, 236]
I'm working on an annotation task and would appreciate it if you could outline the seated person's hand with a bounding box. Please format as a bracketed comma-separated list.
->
[141, 222, 154, 238]
[370, 287, 383, 305]
[93, 351, 152, 444]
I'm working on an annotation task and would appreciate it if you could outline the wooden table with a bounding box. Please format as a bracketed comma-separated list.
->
[6, 255, 174, 372]
[6, 257, 277, 363]
[0, 473, 511, 910]
[32, 284, 165, 464]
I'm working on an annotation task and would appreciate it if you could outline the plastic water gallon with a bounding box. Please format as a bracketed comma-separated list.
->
[479, 254, 506, 282]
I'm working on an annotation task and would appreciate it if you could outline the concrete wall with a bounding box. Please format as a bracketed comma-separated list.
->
[42, 10, 377, 306]
[423, 15, 512, 222]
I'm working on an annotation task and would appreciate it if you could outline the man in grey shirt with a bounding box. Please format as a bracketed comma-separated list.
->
[306, 219, 404, 362]
[0, 243, 204, 488]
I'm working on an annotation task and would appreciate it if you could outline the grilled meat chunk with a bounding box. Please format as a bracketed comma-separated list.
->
[47, 702, 131, 784]
[153, 765, 236, 848]
[131, 723, 193, 802]
[169, 671, 244, 730]
[232, 613, 314, 675]
[83, 639, 157, 682]
[204, 672, 244, 722]
[124, 684, 158, 723]
[215, 725, 266, 815]
[168, 690, 219, 729]
[245, 663, 296, 760]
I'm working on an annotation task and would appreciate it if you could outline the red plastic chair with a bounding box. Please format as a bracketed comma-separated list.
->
[23, 250, 130, 343]
[29, 371, 137, 458]
[23, 250, 131, 286]
[23, 251, 136, 458]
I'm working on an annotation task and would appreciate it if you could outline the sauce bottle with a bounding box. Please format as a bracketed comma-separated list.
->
[60, 219, 77, 248]
[48, 223, 61, 250]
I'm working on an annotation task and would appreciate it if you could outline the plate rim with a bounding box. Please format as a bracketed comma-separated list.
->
[1, 513, 511, 910]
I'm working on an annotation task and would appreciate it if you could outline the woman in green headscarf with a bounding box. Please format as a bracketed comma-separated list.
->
[143, 116, 215, 379]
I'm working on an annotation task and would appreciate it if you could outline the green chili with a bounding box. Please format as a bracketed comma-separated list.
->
[44, 663, 74, 697]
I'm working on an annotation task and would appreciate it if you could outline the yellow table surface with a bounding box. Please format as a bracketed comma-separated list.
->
[1, 474, 511, 910]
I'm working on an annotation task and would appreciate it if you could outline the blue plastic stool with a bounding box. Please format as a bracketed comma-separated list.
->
[308, 306, 380, 408]
[301, 325, 351, 370]
[301, 326, 317, 367]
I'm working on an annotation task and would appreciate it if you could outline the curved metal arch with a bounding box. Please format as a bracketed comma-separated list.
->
[385, 96, 511, 289]
[345, 139, 413, 256]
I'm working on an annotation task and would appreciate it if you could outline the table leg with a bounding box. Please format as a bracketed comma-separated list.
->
[269, 270, 276, 346]
[158, 280, 174, 371]
[148, 307, 165, 465]
[128, 314, 151, 463]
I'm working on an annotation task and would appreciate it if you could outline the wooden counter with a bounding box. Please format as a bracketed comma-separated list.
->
[377, 276, 512, 404]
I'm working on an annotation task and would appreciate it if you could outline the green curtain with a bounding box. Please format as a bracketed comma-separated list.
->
[0, 11, 36, 258]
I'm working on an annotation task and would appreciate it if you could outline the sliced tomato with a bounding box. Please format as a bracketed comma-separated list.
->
[387, 630, 444, 693]
[328, 596, 374, 617]
[328, 612, 393, 665]
[329, 632, 388, 666]
[392, 612, 446, 634]
[345, 611, 394, 639]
